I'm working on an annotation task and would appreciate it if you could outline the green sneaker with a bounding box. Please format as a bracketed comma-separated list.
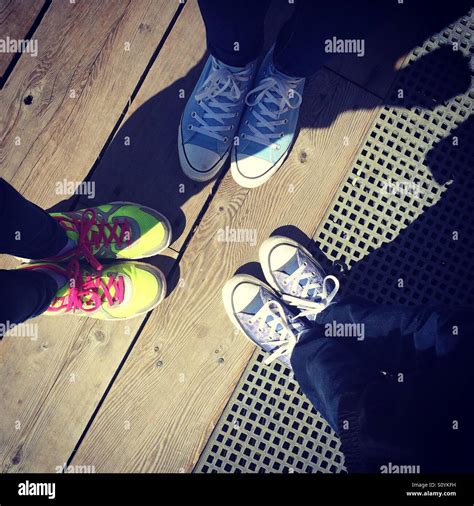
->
[48, 202, 172, 270]
[22, 261, 166, 320]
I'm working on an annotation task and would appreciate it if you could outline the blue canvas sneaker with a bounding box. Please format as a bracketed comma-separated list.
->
[259, 236, 340, 321]
[231, 48, 305, 188]
[179, 56, 256, 181]
[222, 274, 309, 368]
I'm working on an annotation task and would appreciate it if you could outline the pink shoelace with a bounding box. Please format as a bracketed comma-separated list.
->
[47, 260, 125, 314]
[54, 208, 132, 271]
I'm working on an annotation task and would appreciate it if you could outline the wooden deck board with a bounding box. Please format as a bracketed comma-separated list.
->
[0, 0, 45, 80]
[75, 0, 209, 254]
[0, 0, 179, 472]
[71, 71, 381, 472]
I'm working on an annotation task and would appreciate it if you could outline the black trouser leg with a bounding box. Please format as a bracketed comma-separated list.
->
[291, 300, 474, 472]
[0, 269, 57, 338]
[198, 0, 272, 67]
[0, 178, 67, 259]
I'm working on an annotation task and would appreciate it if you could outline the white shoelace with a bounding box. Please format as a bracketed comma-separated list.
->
[191, 59, 253, 142]
[280, 264, 340, 319]
[249, 300, 301, 365]
[244, 70, 303, 148]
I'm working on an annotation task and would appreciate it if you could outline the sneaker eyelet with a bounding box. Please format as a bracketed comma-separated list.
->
[191, 112, 196, 118]
[279, 133, 284, 138]
[224, 137, 228, 143]
[188, 124, 193, 130]
[241, 133, 246, 139]
[245, 120, 249, 125]
[284, 119, 288, 124]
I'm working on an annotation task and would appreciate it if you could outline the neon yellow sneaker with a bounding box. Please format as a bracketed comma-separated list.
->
[21, 261, 166, 320]
[47, 202, 172, 270]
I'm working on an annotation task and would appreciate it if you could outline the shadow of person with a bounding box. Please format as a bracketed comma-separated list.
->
[77, 56, 210, 247]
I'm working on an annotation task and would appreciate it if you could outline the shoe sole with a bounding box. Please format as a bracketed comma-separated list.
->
[15, 201, 173, 265]
[178, 118, 229, 182]
[259, 235, 326, 294]
[44, 261, 168, 321]
[230, 140, 291, 189]
[222, 273, 280, 348]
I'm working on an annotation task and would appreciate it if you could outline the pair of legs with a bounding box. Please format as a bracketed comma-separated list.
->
[0, 178, 68, 327]
[223, 236, 474, 472]
[181, 0, 471, 187]
[180, 0, 374, 185]
[0, 178, 171, 336]
[199, 0, 372, 77]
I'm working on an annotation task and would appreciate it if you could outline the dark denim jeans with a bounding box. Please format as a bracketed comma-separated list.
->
[291, 297, 474, 472]
[197, 0, 470, 78]
[0, 178, 66, 333]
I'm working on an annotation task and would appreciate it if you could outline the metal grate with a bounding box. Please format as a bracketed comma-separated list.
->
[195, 10, 474, 473]
[197, 352, 345, 473]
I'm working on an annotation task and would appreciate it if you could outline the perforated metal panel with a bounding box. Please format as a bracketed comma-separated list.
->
[195, 10, 474, 473]
[197, 352, 345, 473]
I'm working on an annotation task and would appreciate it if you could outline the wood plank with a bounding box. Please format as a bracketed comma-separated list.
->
[71, 70, 381, 472]
[0, 0, 45, 79]
[0, 0, 178, 207]
[0, 0, 180, 472]
[75, 0, 208, 253]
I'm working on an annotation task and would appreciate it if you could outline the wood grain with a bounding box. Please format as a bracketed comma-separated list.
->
[71, 70, 381, 472]
[0, 0, 45, 79]
[0, 0, 179, 472]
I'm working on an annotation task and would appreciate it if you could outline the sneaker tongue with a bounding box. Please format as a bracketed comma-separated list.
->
[219, 61, 247, 73]
[213, 56, 248, 73]
[270, 63, 298, 81]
